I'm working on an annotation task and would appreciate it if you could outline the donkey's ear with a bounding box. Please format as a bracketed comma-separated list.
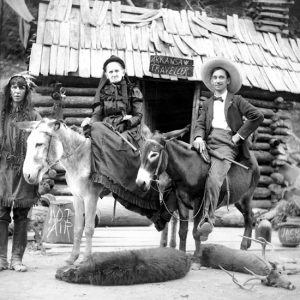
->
[141, 124, 152, 140]
[15, 121, 39, 132]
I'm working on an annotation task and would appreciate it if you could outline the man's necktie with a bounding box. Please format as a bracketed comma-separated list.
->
[213, 96, 224, 102]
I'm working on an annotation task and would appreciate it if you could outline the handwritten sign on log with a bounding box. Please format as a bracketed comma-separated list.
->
[149, 55, 194, 77]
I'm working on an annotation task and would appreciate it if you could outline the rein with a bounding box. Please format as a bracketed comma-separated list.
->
[147, 138, 204, 222]
[44, 131, 85, 169]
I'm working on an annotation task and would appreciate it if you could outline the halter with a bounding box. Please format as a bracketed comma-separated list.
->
[43, 130, 85, 170]
[147, 138, 204, 222]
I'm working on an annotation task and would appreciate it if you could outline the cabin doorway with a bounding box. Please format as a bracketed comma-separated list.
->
[143, 80, 195, 141]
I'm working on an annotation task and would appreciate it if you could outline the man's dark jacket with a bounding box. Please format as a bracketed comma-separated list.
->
[193, 92, 264, 159]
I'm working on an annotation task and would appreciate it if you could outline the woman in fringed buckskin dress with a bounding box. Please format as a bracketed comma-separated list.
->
[0, 74, 41, 272]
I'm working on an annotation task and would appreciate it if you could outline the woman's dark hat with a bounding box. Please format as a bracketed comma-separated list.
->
[200, 57, 242, 94]
[103, 55, 126, 71]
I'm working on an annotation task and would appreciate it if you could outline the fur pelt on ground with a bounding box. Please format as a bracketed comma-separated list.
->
[56, 247, 191, 285]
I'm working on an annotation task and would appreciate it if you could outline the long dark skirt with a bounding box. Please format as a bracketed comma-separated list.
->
[90, 122, 160, 217]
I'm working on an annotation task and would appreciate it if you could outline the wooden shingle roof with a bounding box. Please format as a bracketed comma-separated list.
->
[29, 0, 300, 94]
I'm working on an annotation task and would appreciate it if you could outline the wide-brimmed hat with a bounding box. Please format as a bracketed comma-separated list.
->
[103, 55, 126, 71]
[200, 57, 242, 94]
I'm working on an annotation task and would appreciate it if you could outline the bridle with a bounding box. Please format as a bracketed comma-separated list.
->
[42, 129, 85, 170]
[145, 138, 204, 222]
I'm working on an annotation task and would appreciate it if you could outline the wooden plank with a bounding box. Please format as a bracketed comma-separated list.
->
[96, 0, 109, 26]
[84, 24, 91, 49]
[172, 10, 185, 35]
[124, 25, 132, 51]
[262, 32, 277, 56]
[52, 21, 60, 45]
[172, 34, 190, 56]
[56, 0, 69, 21]
[124, 50, 135, 77]
[180, 35, 200, 55]
[43, 21, 54, 45]
[238, 18, 252, 44]
[49, 45, 58, 75]
[59, 22, 70, 47]
[187, 10, 202, 37]
[40, 46, 50, 76]
[132, 51, 143, 78]
[79, 0, 91, 25]
[282, 38, 297, 62]
[268, 32, 284, 58]
[258, 66, 276, 92]
[36, 3, 48, 44]
[232, 14, 244, 42]
[161, 8, 175, 34]
[69, 48, 79, 72]
[140, 52, 151, 76]
[69, 8, 80, 49]
[46, 0, 59, 21]
[90, 0, 103, 26]
[139, 25, 150, 52]
[56, 46, 66, 75]
[192, 14, 233, 38]
[64, 0, 73, 21]
[226, 15, 235, 38]
[263, 66, 284, 92]
[111, 0, 121, 26]
[90, 49, 102, 78]
[64, 46, 70, 75]
[90, 26, 97, 49]
[282, 69, 296, 93]
[101, 49, 112, 70]
[180, 10, 191, 35]
[29, 43, 43, 76]
[289, 38, 300, 62]
[114, 24, 126, 50]
[79, 48, 90, 78]
[150, 20, 162, 53]
[130, 26, 139, 51]
[100, 24, 112, 49]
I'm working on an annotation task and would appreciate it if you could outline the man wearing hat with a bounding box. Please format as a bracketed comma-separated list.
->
[192, 57, 264, 240]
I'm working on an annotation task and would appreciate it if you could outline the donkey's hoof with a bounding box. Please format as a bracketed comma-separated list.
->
[198, 222, 213, 241]
[65, 254, 79, 265]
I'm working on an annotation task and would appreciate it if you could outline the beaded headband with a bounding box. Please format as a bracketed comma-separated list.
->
[9, 71, 36, 90]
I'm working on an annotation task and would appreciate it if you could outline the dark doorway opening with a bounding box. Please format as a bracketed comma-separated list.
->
[143, 80, 195, 141]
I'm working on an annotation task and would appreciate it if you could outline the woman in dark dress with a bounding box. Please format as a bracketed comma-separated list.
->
[0, 74, 41, 272]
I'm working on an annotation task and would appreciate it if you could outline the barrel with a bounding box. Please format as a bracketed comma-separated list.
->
[42, 199, 75, 244]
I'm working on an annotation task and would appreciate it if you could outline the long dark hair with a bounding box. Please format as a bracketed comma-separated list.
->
[1, 76, 33, 136]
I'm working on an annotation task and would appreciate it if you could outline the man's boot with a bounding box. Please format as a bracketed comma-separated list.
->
[0, 220, 9, 271]
[10, 218, 28, 272]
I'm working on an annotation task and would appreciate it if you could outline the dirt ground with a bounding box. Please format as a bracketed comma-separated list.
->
[1, 227, 300, 300]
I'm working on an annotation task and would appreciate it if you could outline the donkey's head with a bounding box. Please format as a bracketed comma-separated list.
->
[17, 118, 64, 185]
[136, 132, 168, 192]
[136, 125, 190, 192]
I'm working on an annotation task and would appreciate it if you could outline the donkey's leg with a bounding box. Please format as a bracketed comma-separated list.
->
[66, 196, 84, 265]
[160, 224, 169, 247]
[190, 192, 205, 270]
[169, 213, 178, 248]
[82, 192, 98, 261]
[235, 195, 254, 250]
[177, 204, 189, 252]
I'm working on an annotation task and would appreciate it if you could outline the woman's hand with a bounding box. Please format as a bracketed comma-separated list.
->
[122, 114, 132, 121]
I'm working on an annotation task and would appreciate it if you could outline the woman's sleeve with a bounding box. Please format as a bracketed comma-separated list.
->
[90, 94, 104, 124]
[127, 87, 143, 128]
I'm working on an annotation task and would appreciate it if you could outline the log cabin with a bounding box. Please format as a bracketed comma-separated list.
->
[28, 0, 300, 212]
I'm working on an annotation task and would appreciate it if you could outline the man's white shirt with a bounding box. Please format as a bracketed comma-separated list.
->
[211, 90, 231, 131]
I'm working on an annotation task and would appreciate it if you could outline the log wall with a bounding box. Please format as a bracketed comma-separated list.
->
[33, 83, 297, 212]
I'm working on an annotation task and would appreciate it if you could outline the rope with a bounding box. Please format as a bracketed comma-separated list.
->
[150, 179, 204, 222]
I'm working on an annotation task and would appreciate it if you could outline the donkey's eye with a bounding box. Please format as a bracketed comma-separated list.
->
[35, 143, 43, 148]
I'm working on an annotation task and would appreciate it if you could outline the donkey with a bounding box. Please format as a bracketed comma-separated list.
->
[18, 118, 109, 265]
[136, 129, 260, 260]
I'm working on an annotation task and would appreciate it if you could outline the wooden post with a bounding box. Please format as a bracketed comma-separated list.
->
[189, 82, 201, 143]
